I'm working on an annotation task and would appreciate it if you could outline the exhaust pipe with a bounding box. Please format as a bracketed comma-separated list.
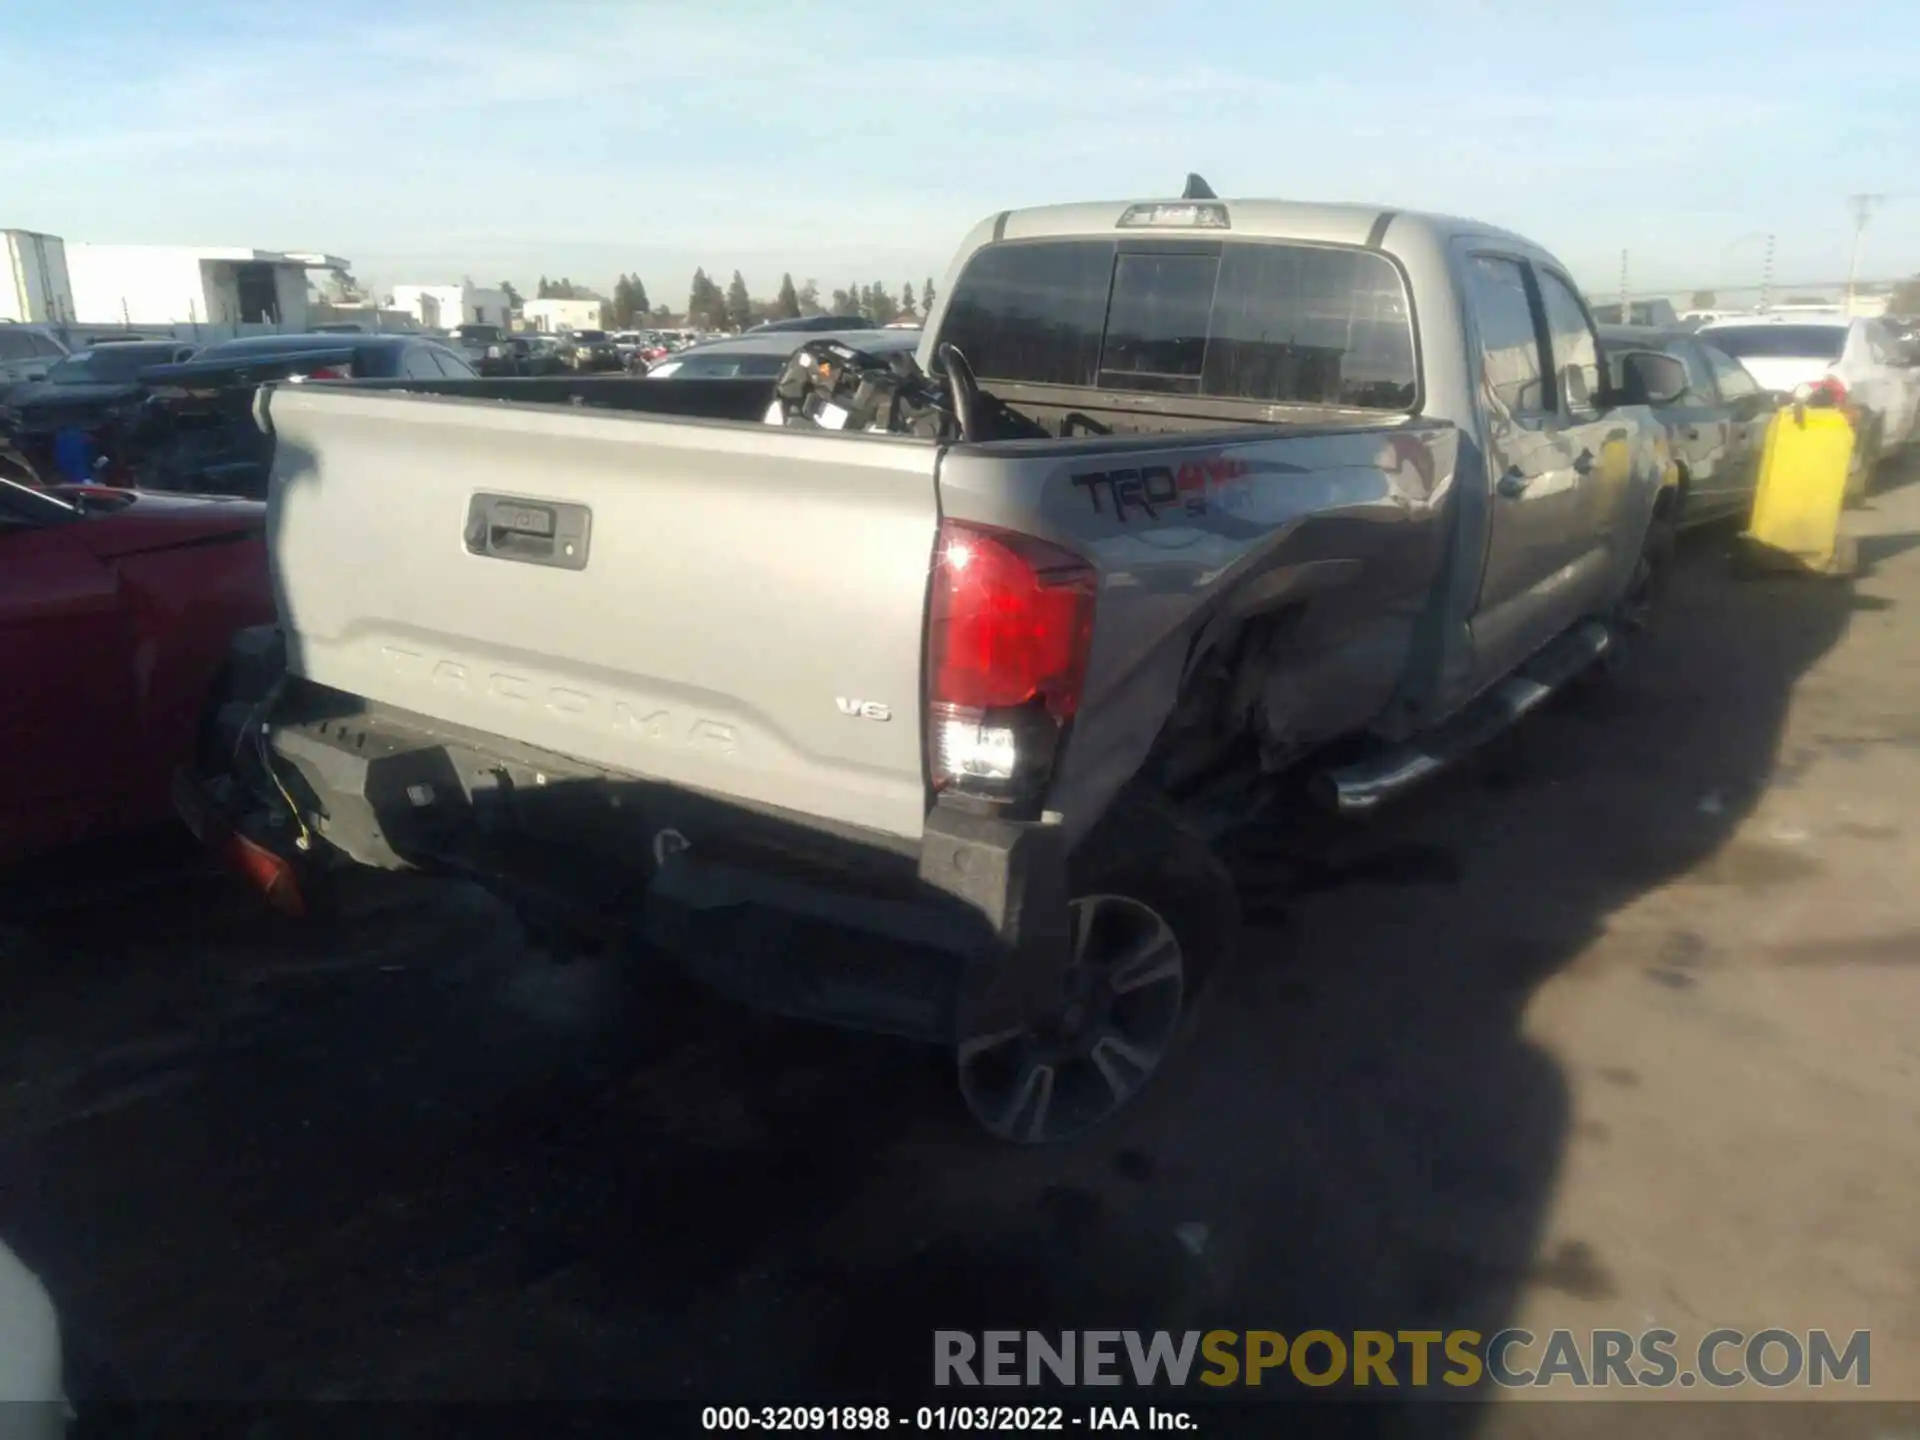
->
[1317, 622, 1611, 815]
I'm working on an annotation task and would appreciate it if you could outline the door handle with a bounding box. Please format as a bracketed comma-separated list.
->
[1572, 450, 1595, 476]
[1496, 467, 1531, 498]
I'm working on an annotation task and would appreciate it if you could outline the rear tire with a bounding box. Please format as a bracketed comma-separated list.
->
[1576, 504, 1677, 696]
[953, 800, 1239, 1144]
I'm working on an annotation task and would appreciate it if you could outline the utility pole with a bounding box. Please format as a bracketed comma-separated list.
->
[1845, 194, 1885, 316]
[1761, 233, 1776, 312]
[1619, 249, 1629, 321]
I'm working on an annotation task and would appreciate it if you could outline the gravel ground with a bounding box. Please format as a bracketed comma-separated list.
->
[2, 465, 1916, 1435]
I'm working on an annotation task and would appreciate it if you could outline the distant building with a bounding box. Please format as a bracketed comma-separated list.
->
[65, 244, 343, 329]
[1, 230, 74, 323]
[522, 297, 604, 332]
[390, 282, 512, 330]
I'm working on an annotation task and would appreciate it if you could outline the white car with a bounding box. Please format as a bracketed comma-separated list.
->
[0, 1237, 67, 1435]
[1697, 315, 1920, 479]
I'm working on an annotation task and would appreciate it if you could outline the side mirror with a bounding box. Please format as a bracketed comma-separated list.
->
[24, 371, 45, 383]
[1619, 351, 1687, 408]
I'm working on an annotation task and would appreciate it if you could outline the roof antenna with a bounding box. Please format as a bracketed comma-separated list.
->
[1182, 173, 1217, 200]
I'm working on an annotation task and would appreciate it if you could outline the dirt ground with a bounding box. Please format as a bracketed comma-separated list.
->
[2, 465, 1917, 1435]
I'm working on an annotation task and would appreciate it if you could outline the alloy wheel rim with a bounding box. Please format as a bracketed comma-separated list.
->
[956, 892, 1186, 1144]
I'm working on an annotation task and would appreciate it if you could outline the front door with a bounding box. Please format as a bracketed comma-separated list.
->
[1463, 252, 1606, 679]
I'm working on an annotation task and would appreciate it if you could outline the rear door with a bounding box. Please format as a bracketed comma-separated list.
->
[265, 388, 942, 841]
[0, 488, 132, 861]
[1461, 252, 1599, 676]
[1695, 340, 1772, 514]
[1662, 338, 1740, 518]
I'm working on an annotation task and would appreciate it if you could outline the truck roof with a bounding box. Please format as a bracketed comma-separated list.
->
[985, 197, 1535, 255]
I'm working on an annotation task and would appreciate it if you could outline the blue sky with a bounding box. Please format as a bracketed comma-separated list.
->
[4, 0, 1916, 305]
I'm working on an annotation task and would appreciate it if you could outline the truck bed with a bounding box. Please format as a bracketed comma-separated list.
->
[262, 382, 1457, 848]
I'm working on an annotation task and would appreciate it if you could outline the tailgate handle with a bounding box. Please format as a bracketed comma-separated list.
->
[465, 493, 591, 571]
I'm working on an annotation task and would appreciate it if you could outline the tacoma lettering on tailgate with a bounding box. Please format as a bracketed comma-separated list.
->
[379, 646, 738, 756]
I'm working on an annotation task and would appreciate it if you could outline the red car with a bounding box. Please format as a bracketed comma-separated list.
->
[0, 478, 275, 864]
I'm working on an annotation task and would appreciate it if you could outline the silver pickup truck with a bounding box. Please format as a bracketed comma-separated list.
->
[182, 188, 1685, 1143]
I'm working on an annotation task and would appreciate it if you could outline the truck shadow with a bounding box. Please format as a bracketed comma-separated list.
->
[0, 457, 1865, 1428]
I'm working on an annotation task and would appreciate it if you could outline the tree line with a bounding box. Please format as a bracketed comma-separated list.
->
[498, 271, 940, 332]
[684, 271, 938, 331]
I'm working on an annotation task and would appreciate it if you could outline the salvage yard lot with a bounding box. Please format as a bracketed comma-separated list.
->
[2, 469, 1917, 1415]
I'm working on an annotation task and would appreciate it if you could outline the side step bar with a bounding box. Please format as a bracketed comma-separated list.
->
[1316, 620, 1613, 815]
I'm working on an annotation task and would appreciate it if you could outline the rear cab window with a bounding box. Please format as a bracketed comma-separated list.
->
[936, 236, 1418, 412]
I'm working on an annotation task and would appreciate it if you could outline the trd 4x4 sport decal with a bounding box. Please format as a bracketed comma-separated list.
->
[1070, 455, 1251, 523]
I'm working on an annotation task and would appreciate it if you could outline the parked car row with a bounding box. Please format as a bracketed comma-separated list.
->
[1, 332, 479, 495]
[1597, 313, 1920, 513]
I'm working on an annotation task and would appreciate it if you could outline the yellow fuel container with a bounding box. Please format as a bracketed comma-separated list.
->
[1737, 404, 1857, 577]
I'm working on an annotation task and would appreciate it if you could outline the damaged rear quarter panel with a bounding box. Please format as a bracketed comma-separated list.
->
[934, 422, 1459, 846]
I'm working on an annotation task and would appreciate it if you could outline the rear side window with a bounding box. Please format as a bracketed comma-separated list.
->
[0, 332, 34, 362]
[939, 238, 1417, 410]
[1702, 326, 1846, 361]
[1672, 342, 1719, 400]
[1697, 342, 1759, 399]
[1465, 256, 1547, 415]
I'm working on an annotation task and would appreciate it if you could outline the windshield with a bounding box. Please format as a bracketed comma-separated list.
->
[572, 331, 608, 343]
[456, 325, 503, 342]
[43, 346, 181, 384]
[1702, 325, 1847, 360]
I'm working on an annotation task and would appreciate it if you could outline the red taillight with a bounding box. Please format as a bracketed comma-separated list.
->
[308, 364, 353, 382]
[929, 521, 1096, 717]
[1809, 375, 1849, 407]
[926, 520, 1096, 798]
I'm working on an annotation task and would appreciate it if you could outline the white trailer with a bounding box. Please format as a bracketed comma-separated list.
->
[1, 230, 74, 324]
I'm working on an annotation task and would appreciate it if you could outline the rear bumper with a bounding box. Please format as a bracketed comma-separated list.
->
[223, 687, 1073, 1042]
[649, 802, 1072, 1042]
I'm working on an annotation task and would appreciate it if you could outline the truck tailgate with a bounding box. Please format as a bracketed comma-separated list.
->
[264, 387, 940, 841]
